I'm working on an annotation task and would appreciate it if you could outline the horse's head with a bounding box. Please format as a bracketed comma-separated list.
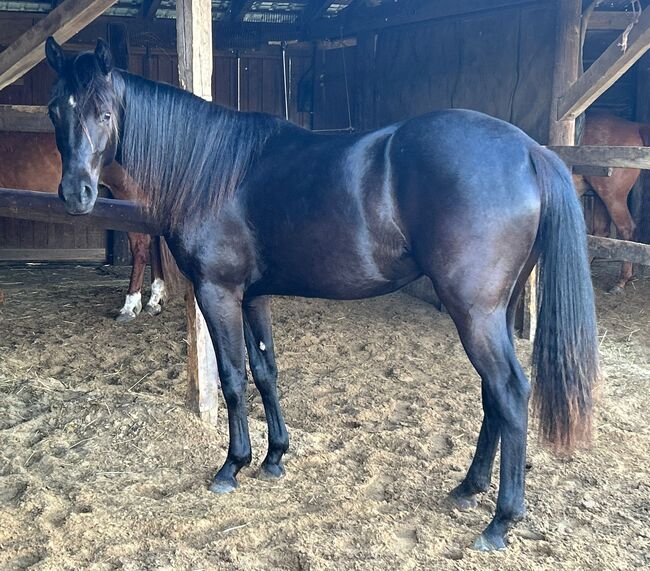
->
[45, 37, 122, 215]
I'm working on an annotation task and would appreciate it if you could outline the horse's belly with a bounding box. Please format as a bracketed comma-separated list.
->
[247, 232, 419, 300]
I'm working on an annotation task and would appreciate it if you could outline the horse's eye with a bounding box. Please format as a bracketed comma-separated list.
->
[100, 112, 112, 123]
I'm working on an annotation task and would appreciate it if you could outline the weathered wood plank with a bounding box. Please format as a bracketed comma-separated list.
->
[177, 0, 219, 426]
[588, 235, 650, 265]
[0, 188, 160, 234]
[0, 247, 105, 261]
[572, 164, 613, 177]
[0, 105, 52, 133]
[549, 145, 650, 169]
[0, 0, 117, 91]
[588, 11, 638, 31]
[557, 7, 650, 121]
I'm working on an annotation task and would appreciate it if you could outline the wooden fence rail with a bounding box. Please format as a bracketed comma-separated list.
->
[0, 187, 160, 235]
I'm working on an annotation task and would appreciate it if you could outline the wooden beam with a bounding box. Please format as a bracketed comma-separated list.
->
[588, 11, 638, 31]
[588, 235, 650, 265]
[0, 0, 117, 91]
[549, 145, 650, 169]
[177, 0, 219, 426]
[0, 188, 160, 234]
[311, 0, 543, 38]
[0, 248, 105, 261]
[230, 0, 256, 22]
[572, 164, 613, 177]
[557, 7, 650, 122]
[0, 105, 52, 133]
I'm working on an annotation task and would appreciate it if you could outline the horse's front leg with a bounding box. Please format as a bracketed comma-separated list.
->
[143, 236, 167, 316]
[243, 296, 289, 480]
[194, 281, 252, 493]
[116, 232, 150, 322]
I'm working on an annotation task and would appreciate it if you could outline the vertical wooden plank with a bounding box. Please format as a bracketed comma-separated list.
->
[108, 23, 131, 265]
[523, 0, 582, 340]
[636, 52, 650, 250]
[176, 0, 219, 426]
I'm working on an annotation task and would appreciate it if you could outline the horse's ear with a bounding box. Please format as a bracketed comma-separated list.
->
[95, 38, 113, 75]
[45, 36, 65, 75]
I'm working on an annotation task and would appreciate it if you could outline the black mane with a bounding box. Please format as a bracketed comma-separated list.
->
[116, 71, 281, 226]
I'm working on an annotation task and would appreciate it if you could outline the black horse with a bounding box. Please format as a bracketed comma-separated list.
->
[45, 38, 599, 551]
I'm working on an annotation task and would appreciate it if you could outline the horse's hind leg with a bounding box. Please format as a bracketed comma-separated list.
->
[143, 236, 167, 316]
[445, 303, 529, 550]
[603, 197, 636, 292]
[243, 296, 289, 479]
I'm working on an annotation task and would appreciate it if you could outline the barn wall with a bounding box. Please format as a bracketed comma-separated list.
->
[313, 2, 556, 143]
[0, 26, 311, 262]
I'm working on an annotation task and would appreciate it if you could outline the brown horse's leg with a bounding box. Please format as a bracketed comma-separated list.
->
[143, 236, 167, 316]
[116, 232, 150, 323]
[601, 196, 636, 292]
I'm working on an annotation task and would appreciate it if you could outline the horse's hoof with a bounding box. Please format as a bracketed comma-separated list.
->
[257, 462, 285, 481]
[209, 477, 238, 494]
[449, 491, 478, 511]
[473, 533, 506, 552]
[449, 486, 478, 512]
[143, 303, 163, 316]
[608, 284, 625, 294]
[116, 310, 137, 323]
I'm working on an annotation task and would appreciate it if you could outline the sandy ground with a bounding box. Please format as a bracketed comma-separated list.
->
[0, 262, 648, 571]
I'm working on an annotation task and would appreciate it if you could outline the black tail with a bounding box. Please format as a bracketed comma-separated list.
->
[529, 146, 600, 453]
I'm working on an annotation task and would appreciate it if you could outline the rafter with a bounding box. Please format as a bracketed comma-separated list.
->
[0, 0, 117, 91]
[557, 6, 650, 121]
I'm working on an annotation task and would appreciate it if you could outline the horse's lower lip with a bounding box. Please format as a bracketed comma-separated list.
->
[65, 207, 93, 216]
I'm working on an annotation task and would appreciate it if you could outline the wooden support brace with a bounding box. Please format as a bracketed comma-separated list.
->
[558, 6, 650, 121]
[0, 0, 117, 91]
[176, 0, 219, 426]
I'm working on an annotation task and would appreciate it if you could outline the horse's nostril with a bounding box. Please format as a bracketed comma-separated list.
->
[82, 185, 93, 202]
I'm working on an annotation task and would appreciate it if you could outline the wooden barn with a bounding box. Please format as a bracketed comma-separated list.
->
[0, 1, 649, 569]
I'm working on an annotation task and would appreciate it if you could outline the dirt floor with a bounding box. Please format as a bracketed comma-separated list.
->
[0, 261, 648, 570]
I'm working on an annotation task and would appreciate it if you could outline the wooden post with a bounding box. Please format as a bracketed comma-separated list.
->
[522, 0, 582, 340]
[107, 23, 132, 266]
[636, 52, 650, 258]
[176, 0, 219, 425]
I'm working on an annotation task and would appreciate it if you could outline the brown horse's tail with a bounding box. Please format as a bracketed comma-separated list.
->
[529, 145, 600, 454]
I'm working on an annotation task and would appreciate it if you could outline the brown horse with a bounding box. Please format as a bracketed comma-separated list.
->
[0, 131, 166, 320]
[576, 112, 648, 292]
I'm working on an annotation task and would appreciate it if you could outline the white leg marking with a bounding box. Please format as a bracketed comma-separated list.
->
[117, 292, 142, 321]
[259, 341, 266, 352]
[144, 278, 167, 316]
